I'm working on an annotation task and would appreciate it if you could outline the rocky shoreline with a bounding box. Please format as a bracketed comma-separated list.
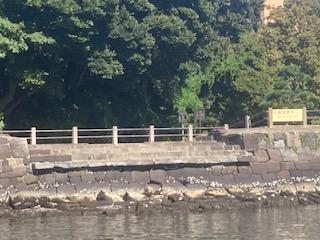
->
[1, 179, 320, 217]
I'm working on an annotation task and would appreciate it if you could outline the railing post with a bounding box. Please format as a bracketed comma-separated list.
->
[72, 126, 78, 144]
[188, 124, 193, 142]
[112, 126, 118, 145]
[224, 124, 229, 130]
[149, 125, 155, 143]
[31, 127, 37, 145]
[303, 107, 307, 127]
[245, 115, 251, 129]
[268, 107, 273, 128]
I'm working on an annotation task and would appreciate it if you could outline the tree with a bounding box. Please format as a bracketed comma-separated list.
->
[0, 0, 263, 128]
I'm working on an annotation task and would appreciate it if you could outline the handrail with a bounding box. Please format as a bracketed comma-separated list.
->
[0, 125, 225, 145]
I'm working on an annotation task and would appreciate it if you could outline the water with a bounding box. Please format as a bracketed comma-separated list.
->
[1, 206, 320, 240]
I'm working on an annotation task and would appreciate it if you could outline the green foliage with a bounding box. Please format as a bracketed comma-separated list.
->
[0, 17, 28, 58]
[88, 49, 124, 79]
[174, 72, 204, 112]
[186, 0, 320, 125]
[0, 0, 263, 128]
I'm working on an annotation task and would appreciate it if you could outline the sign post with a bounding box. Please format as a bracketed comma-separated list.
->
[194, 109, 205, 134]
[178, 110, 186, 141]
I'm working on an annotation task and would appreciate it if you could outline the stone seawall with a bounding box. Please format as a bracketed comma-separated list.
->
[1, 128, 320, 215]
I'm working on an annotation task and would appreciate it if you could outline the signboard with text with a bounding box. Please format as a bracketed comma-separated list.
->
[268, 107, 307, 127]
[272, 109, 303, 122]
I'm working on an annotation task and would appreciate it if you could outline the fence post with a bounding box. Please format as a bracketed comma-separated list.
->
[112, 126, 118, 145]
[188, 124, 193, 142]
[31, 127, 37, 145]
[72, 126, 78, 144]
[268, 107, 273, 128]
[224, 124, 229, 130]
[245, 115, 251, 129]
[149, 125, 155, 143]
[303, 107, 307, 127]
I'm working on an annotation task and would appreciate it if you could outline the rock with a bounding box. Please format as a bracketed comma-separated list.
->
[8, 192, 47, 210]
[96, 191, 113, 205]
[295, 182, 316, 194]
[233, 192, 258, 202]
[183, 190, 204, 200]
[225, 186, 245, 195]
[167, 192, 184, 202]
[278, 185, 297, 196]
[122, 192, 135, 202]
[123, 192, 146, 202]
[249, 187, 265, 197]
[24, 174, 38, 185]
[143, 186, 154, 197]
[204, 187, 232, 198]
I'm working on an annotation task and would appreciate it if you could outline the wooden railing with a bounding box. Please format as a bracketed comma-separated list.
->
[0, 125, 225, 145]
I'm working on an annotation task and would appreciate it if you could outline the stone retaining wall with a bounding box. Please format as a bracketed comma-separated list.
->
[0, 136, 38, 191]
[218, 129, 320, 182]
[2, 129, 320, 198]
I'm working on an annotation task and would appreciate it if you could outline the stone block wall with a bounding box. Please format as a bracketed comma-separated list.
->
[219, 129, 320, 182]
[3, 129, 320, 196]
[0, 136, 39, 192]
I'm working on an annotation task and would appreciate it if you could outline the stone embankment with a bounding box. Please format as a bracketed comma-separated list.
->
[1, 127, 320, 215]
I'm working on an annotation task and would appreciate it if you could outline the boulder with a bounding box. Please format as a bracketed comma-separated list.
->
[23, 174, 39, 185]
[295, 182, 316, 194]
[167, 192, 184, 202]
[204, 187, 232, 198]
[96, 191, 113, 205]
[278, 185, 297, 196]
[122, 192, 136, 202]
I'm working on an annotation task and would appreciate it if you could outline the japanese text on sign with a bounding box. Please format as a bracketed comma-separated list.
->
[272, 109, 303, 122]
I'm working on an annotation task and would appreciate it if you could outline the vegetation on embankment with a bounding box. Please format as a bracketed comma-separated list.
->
[0, 0, 319, 128]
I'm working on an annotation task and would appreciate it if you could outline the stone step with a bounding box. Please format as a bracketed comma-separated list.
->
[30, 154, 72, 163]
[32, 153, 247, 170]
[107, 150, 250, 160]
[29, 149, 51, 156]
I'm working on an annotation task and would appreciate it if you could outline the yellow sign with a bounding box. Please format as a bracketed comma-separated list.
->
[272, 109, 303, 122]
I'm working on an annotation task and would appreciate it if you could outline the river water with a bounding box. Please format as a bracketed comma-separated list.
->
[1, 205, 320, 240]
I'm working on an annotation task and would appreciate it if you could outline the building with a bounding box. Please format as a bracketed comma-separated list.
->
[261, 0, 284, 22]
